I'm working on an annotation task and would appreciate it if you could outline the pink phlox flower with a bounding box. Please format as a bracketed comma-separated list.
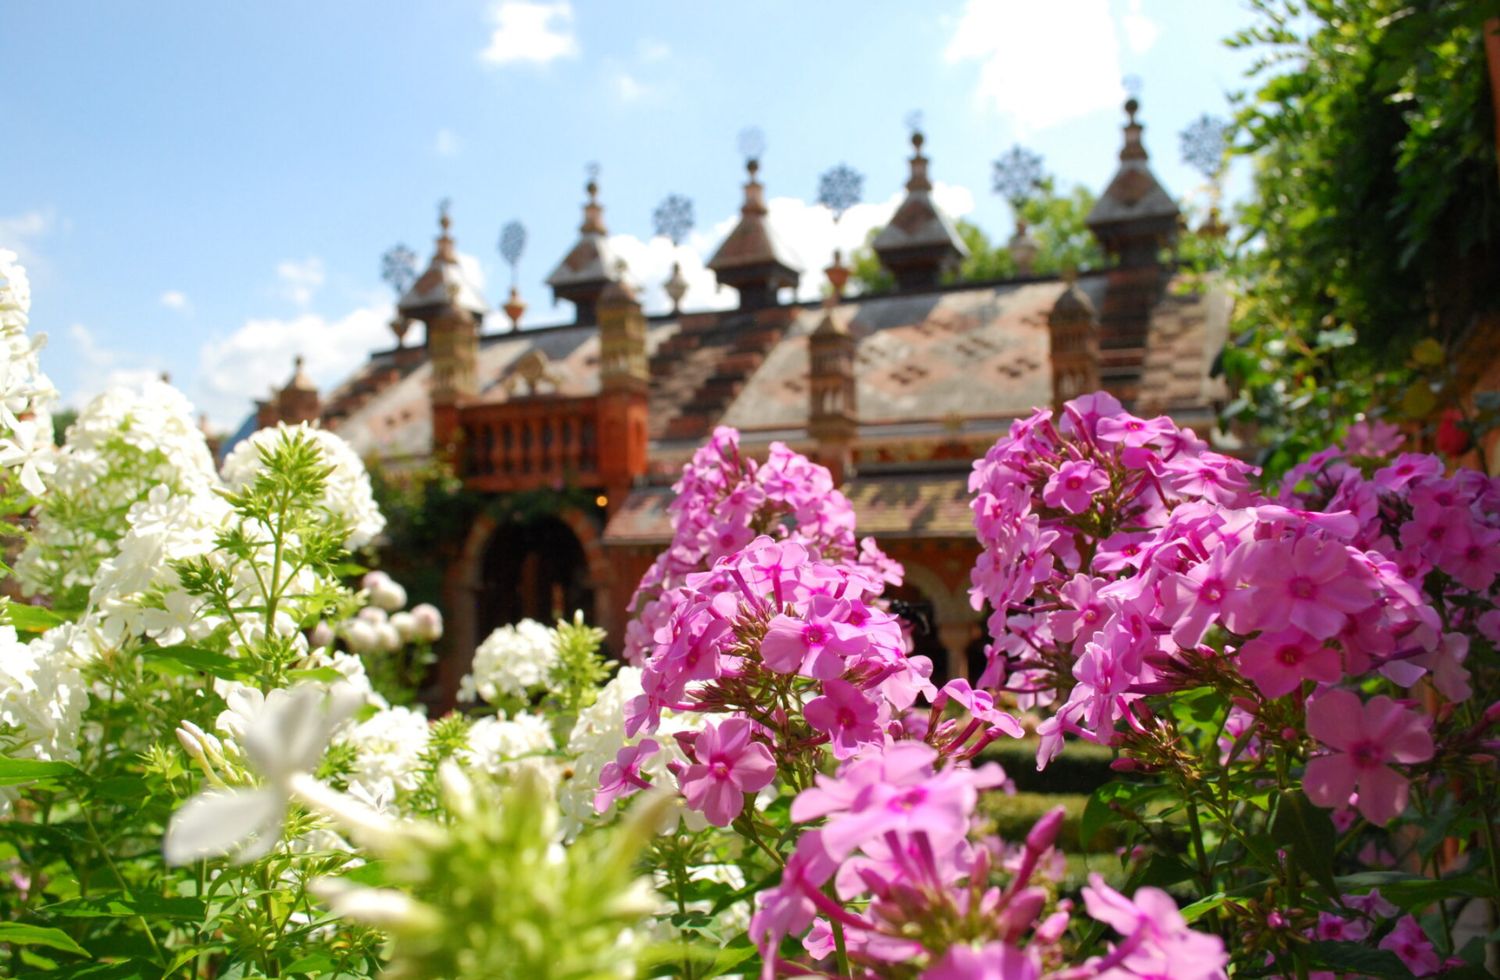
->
[1081, 874, 1228, 980]
[1251, 504, 1363, 542]
[1061, 391, 1124, 438]
[1043, 459, 1109, 514]
[1053, 574, 1111, 648]
[1237, 629, 1342, 699]
[1305, 689, 1434, 825]
[1163, 543, 1253, 647]
[1243, 534, 1372, 639]
[1373, 452, 1443, 492]
[1399, 499, 1466, 561]
[1436, 521, 1500, 592]
[677, 717, 777, 827]
[1402, 631, 1472, 702]
[804, 678, 884, 759]
[791, 742, 940, 824]
[749, 828, 839, 972]
[1095, 413, 1175, 448]
[877, 653, 938, 712]
[1313, 911, 1370, 942]
[594, 740, 660, 813]
[1477, 609, 1500, 644]
[858, 535, 906, 586]
[934, 679, 1025, 739]
[1344, 887, 1398, 919]
[919, 942, 1041, 979]
[1164, 453, 1253, 505]
[761, 595, 862, 678]
[1093, 531, 1154, 574]
[1377, 915, 1442, 976]
[1343, 418, 1404, 457]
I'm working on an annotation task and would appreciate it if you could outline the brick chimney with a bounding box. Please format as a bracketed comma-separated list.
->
[1048, 271, 1100, 410]
[595, 262, 650, 511]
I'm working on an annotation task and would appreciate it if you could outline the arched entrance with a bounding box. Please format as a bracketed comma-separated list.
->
[476, 515, 595, 642]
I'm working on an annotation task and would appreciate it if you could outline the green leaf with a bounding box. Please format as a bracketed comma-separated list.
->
[0, 922, 88, 956]
[1178, 892, 1229, 923]
[3, 603, 65, 633]
[0, 757, 78, 787]
[1270, 791, 1338, 898]
[1080, 780, 1169, 848]
[285, 666, 347, 684]
[1307, 940, 1414, 977]
[41, 893, 206, 921]
[141, 645, 248, 680]
[1334, 870, 1497, 907]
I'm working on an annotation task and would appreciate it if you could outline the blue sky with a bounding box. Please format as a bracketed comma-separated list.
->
[4, 1, 1261, 427]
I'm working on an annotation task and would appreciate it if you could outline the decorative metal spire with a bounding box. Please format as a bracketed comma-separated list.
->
[380, 244, 418, 296]
[817, 164, 863, 223]
[381, 244, 418, 347]
[1180, 114, 1230, 181]
[991, 145, 1046, 210]
[499, 220, 526, 282]
[653, 194, 694, 246]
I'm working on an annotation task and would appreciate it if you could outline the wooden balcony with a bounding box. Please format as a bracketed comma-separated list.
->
[455, 397, 600, 493]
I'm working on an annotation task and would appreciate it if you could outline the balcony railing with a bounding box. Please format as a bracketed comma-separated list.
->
[455, 397, 599, 492]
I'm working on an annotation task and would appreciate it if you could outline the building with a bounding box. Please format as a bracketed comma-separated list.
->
[252, 100, 1232, 702]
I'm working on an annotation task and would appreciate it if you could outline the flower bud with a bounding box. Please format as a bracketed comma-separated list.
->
[410, 604, 443, 642]
[1025, 805, 1067, 853]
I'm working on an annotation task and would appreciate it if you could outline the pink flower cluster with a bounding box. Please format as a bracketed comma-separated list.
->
[966, 394, 1463, 825]
[623, 428, 902, 663]
[750, 743, 1227, 978]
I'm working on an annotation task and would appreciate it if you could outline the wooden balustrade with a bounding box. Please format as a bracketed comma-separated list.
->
[455, 397, 600, 492]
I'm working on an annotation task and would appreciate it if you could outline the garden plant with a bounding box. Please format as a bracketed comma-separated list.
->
[0, 243, 1497, 979]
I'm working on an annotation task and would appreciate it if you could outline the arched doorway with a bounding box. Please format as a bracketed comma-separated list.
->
[476, 515, 595, 642]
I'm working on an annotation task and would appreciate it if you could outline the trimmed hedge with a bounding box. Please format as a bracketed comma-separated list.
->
[980, 739, 1115, 795]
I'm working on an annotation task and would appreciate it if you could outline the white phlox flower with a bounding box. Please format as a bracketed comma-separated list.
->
[460, 618, 558, 705]
[165, 683, 365, 865]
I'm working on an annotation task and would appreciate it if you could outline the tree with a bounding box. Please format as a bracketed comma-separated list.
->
[1221, 0, 1500, 473]
[847, 183, 1103, 295]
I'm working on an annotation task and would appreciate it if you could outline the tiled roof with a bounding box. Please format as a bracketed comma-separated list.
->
[718, 281, 1064, 433]
[328, 274, 1224, 468]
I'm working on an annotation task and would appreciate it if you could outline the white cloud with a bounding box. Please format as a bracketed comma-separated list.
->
[160, 290, 190, 312]
[602, 182, 976, 314]
[611, 71, 646, 102]
[480, 1, 578, 67]
[197, 251, 483, 427]
[1118, 0, 1160, 54]
[195, 303, 394, 428]
[0, 209, 59, 271]
[62, 323, 166, 411]
[945, 0, 1125, 132]
[637, 38, 670, 62]
[276, 257, 325, 307]
[434, 128, 463, 157]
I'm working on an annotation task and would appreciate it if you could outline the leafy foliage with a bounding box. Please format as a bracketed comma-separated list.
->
[1221, 0, 1500, 473]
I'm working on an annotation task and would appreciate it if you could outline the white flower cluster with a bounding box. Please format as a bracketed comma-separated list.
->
[222, 424, 386, 549]
[333, 571, 443, 656]
[0, 626, 88, 764]
[465, 713, 557, 786]
[0, 248, 56, 497]
[17, 379, 218, 596]
[459, 619, 558, 706]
